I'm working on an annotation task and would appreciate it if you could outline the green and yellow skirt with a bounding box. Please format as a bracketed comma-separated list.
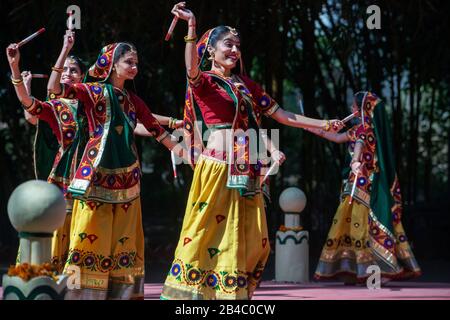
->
[314, 195, 421, 282]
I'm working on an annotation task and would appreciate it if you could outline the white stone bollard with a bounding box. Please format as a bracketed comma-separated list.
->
[7, 180, 66, 265]
[3, 180, 67, 300]
[275, 187, 309, 283]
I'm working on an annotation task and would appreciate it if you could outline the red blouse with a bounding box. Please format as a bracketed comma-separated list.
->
[57, 83, 166, 140]
[191, 72, 279, 126]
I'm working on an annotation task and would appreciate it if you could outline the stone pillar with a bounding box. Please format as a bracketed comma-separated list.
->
[275, 187, 309, 283]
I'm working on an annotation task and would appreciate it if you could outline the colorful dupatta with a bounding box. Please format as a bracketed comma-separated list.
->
[184, 28, 278, 197]
[342, 92, 421, 275]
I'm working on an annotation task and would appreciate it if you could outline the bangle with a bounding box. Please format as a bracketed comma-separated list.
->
[51, 66, 64, 73]
[184, 35, 198, 43]
[23, 97, 35, 109]
[187, 70, 201, 83]
[169, 117, 180, 129]
[11, 76, 23, 86]
[324, 120, 331, 131]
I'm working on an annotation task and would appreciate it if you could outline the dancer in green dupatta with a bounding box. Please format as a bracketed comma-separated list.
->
[307, 92, 421, 283]
[45, 40, 184, 299]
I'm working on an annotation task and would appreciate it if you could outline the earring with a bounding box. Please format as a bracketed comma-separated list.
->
[208, 52, 215, 61]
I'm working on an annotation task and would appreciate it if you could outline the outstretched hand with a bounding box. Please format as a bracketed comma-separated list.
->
[330, 119, 344, 132]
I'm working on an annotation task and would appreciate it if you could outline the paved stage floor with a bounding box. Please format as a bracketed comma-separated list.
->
[1, 281, 449, 300]
[144, 281, 450, 300]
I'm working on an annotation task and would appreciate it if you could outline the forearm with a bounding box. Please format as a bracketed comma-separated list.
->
[160, 134, 189, 163]
[185, 18, 198, 79]
[10, 64, 34, 107]
[305, 127, 348, 143]
[352, 141, 364, 162]
[47, 47, 70, 94]
[153, 114, 170, 126]
[273, 108, 326, 129]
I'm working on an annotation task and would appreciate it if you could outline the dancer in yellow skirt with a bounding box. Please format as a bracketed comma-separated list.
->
[161, 2, 344, 300]
[44, 39, 183, 299]
[306, 92, 421, 283]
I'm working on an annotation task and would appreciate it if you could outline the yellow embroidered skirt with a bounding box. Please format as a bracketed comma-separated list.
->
[51, 212, 72, 273]
[314, 195, 421, 282]
[161, 155, 270, 300]
[62, 197, 145, 300]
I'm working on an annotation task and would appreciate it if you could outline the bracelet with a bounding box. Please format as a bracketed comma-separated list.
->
[184, 35, 198, 43]
[23, 97, 35, 109]
[324, 120, 331, 132]
[51, 66, 64, 73]
[169, 117, 180, 129]
[11, 76, 23, 86]
[187, 70, 201, 82]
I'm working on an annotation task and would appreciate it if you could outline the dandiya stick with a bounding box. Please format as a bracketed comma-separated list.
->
[260, 162, 279, 187]
[17, 28, 46, 48]
[165, 16, 179, 41]
[32, 74, 48, 79]
[171, 151, 178, 179]
[349, 171, 359, 204]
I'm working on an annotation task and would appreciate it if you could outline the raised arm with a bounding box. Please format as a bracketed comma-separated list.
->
[21, 71, 37, 125]
[171, 2, 199, 80]
[6, 44, 34, 108]
[47, 30, 75, 95]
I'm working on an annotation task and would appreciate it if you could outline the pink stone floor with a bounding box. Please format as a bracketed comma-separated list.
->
[2, 281, 450, 300]
[144, 281, 450, 300]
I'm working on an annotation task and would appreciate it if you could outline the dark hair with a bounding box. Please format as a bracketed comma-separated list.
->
[209, 26, 241, 48]
[113, 42, 137, 64]
[66, 55, 87, 75]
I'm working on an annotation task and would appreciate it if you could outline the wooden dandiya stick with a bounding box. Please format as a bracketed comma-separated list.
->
[17, 28, 46, 48]
[32, 74, 48, 79]
[165, 16, 179, 41]
[349, 171, 359, 204]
